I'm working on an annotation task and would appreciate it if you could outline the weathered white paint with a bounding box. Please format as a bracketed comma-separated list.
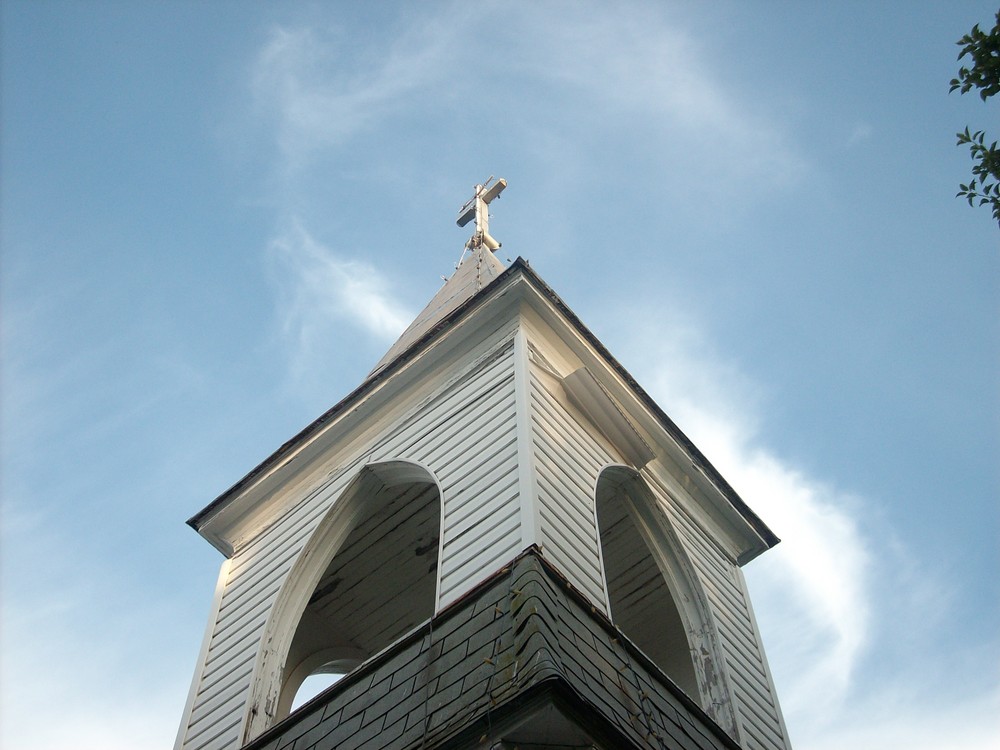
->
[563, 367, 654, 468]
[245, 461, 442, 736]
[595, 465, 740, 737]
[528, 358, 616, 609]
[643, 471, 790, 750]
[519, 321, 788, 748]
[173, 560, 231, 750]
[513, 328, 541, 550]
[455, 177, 506, 253]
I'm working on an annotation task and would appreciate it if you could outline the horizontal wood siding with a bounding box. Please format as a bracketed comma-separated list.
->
[182, 465, 362, 750]
[431, 342, 521, 606]
[644, 473, 789, 750]
[528, 363, 618, 610]
[179, 338, 522, 750]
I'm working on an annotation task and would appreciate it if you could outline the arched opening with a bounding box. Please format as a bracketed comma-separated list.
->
[595, 466, 734, 735]
[247, 461, 442, 735]
[290, 672, 349, 712]
[596, 468, 698, 697]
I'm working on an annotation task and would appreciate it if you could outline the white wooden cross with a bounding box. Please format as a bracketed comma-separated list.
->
[456, 176, 506, 251]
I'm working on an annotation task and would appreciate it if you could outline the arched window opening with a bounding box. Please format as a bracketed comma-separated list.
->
[274, 466, 441, 721]
[596, 470, 699, 699]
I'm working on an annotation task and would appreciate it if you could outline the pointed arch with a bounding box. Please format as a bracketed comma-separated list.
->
[595, 464, 737, 735]
[242, 460, 443, 741]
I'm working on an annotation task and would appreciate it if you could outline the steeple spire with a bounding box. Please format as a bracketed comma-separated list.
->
[366, 178, 509, 378]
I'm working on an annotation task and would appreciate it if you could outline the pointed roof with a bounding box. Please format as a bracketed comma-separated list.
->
[369, 246, 506, 377]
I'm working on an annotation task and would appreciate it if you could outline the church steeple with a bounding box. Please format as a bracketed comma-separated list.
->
[176, 180, 791, 750]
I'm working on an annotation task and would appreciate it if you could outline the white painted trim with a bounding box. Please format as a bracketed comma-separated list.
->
[198, 319, 518, 557]
[641, 466, 745, 566]
[595, 465, 741, 740]
[240, 459, 442, 743]
[590, 464, 618, 616]
[277, 647, 366, 719]
[513, 325, 541, 549]
[516, 295, 772, 562]
[564, 368, 654, 468]
[175, 558, 231, 750]
[197, 271, 772, 565]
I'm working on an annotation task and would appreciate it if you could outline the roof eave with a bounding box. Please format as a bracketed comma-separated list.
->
[187, 258, 530, 535]
[511, 262, 780, 552]
[190, 257, 778, 557]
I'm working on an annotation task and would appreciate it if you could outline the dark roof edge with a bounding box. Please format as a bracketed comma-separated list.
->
[187, 258, 529, 530]
[190, 257, 778, 551]
[513, 261, 780, 550]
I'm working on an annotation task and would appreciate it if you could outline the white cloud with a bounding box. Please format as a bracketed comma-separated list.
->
[625, 314, 869, 714]
[247, 2, 804, 189]
[508, 3, 805, 185]
[251, 16, 462, 170]
[267, 221, 412, 384]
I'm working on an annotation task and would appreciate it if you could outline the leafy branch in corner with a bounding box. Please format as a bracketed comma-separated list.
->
[956, 128, 1000, 221]
[950, 11, 1000, 225]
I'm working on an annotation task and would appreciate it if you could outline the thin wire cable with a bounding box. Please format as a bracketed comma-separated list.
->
[420, 615, 435, 750]
[615, 637, 667, 750]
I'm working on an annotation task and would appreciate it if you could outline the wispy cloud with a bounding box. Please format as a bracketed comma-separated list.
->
[251, 16, 462, 171]
[247, 2, 804, 188]
[267, 221, 412, 385]
[507, 3, 805, 185]
[847, 122, 873, 148]
[622, 314, 868, 712]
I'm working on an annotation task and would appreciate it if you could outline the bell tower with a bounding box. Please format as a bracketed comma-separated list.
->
[175, 179, 791, 750]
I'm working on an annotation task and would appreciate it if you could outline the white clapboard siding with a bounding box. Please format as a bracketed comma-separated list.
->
[527, 360, 621, 609]
[178, 337, 522, 750]
[645, 475, 789, 750]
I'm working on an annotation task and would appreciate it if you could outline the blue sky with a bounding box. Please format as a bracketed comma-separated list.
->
[1, 2, 997, 748]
